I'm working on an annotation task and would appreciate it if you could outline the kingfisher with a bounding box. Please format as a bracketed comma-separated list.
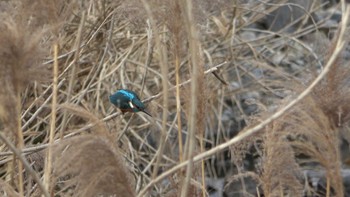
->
[109, 89, 151, 117]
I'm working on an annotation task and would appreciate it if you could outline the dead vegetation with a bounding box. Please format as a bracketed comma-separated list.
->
[0, 0, 350, 197]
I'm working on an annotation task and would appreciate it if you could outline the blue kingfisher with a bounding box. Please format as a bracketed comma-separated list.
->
[109, 89, 151, 117]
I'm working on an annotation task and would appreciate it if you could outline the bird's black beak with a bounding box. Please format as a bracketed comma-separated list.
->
[142, 110, 152, 117]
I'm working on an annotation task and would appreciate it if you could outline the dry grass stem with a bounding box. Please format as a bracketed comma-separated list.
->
[43, 44, 59, 193]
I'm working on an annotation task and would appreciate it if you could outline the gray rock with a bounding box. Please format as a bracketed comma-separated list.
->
[264, 0, 313, 32]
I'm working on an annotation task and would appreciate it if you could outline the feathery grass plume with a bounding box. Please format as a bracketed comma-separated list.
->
[45, 105, 135, 196]
[59, 103, 108, 135]
[287, 95, 343, 196]
[19, 0, 67, 25]
[289, 36, 350, 195]
[0, 16, 49, 196]
[305, 16, 350, 129]
[311, 57, 350, 128]
[0, 19, 49, 133]
[228, 129, 261, 195]
[259, 118, 303, 196]
[51, 135, 135, 197]
[17, 0, 75, 37]
[0, 1, 57, 196]
[288, 27, 350, 196]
